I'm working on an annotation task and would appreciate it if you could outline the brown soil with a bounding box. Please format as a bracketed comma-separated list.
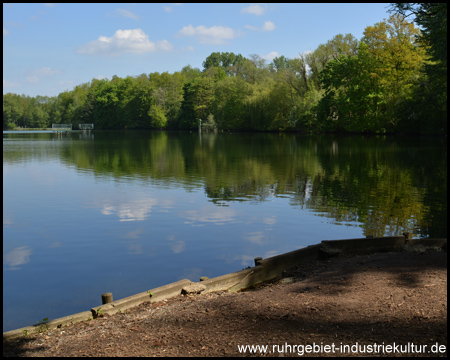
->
[3, 249, 447, 357]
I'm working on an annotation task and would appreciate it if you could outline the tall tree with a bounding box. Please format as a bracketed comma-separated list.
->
[203, 52, 246, 76]
[179, 77, 214, 129]
[93, 79, 120, 129]
[362, 14, 426, 119]
[211, 76, 251, 130]
[318, 42, 386, 132]
[389, 3, 447, 134]
[307, 34, 358, 90]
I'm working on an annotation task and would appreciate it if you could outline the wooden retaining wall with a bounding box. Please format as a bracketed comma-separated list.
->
[3, 235, 446, 341]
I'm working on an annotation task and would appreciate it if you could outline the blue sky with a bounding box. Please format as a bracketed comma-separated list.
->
[3, 3, 392, 98]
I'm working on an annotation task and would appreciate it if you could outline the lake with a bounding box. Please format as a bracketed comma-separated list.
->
[3, 130, 447, 332]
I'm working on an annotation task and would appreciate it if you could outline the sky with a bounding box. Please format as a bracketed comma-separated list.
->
[3, 3, 393, 98]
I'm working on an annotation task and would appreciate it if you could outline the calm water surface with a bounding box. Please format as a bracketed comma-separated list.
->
[3, 131, 447, 331]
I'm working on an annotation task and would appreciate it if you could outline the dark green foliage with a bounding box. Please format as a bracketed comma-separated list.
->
[318, 43, 388, 133]
[211, 77, 251, 130]
[179, 77, 214, 129]
[202, 52, 246, 76]
[389, 3, 447, 134]
[3, 93, 51, 129]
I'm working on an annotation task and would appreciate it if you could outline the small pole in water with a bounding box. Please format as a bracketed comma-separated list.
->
[199, 119, 202, 133]
[102, 292, 113, 304]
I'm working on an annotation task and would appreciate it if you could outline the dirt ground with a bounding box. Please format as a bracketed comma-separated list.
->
[3, 248, 447, 357]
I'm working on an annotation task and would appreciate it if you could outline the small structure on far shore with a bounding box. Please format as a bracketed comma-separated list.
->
[52, 124, 72, 134]
[199, 119, 217, 133]
[79, 123, 94, 131]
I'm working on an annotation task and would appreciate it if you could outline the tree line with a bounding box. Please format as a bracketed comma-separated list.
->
[3, 6, 447, 135]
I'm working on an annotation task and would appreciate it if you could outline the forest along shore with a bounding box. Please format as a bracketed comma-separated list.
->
[3, 248, 447, 357]
[4, 5, 447, 136]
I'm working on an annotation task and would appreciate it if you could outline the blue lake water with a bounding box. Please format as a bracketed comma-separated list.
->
[3, 130, 447, 331]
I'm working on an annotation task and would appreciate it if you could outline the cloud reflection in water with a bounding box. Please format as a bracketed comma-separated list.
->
[98, 197, 174, 222]
[4, 246, 32, 270]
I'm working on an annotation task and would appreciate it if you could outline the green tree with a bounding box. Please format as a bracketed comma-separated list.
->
[128, 74, 153, 128]
[211, 76, 251, 130]
[3, 93, 24, 129]
[269, 55, 290, 73]
[55, 91, 75, 124]
[390, 3, 446, 68]
[113, 76, 135, 129]
[149, 70, 189, 128]
[389, 3, 447, 134]
[148, 104, 167, 128]
[362, 14, 426, 100]
[181, 65, 201, 81]
[318, 42, 385, 132]
[179, 77, 214, 129]
[319, 16, 426, 133]
[283, 56, 309, 97]
[203, 52, 246, 76]
[93, 79, 120, 129]
[306, 34, 358, 90]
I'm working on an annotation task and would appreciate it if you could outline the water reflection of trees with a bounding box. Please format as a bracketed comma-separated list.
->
[4, 131, 446, 238]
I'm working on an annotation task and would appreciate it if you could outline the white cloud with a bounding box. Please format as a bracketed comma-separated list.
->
[38, 67, 62, 76]
[24, 67, 62, 84]
[297, 50, 313, 57]
[245, 20, 276, 32]
[26, 76, 39, 84]
[3, 79, 21, 88]
[58, 80, 76, 88]
[164, 3, 182, 12]
[262, 51, 279, 62]
[113, 9, 139, 20]
[241, 4, 267, 16]
[3, 22, 24, 36]
[77, 29, 173, 56]
[262, 20, 275, 31]
[178, 24, 241, 44]
[294, 50, 314, 73]
[157, 39, 174, 51]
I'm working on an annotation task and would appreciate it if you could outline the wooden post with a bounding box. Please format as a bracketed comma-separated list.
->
[254, 257, 263, 266]
[102, 292, 113, 304]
